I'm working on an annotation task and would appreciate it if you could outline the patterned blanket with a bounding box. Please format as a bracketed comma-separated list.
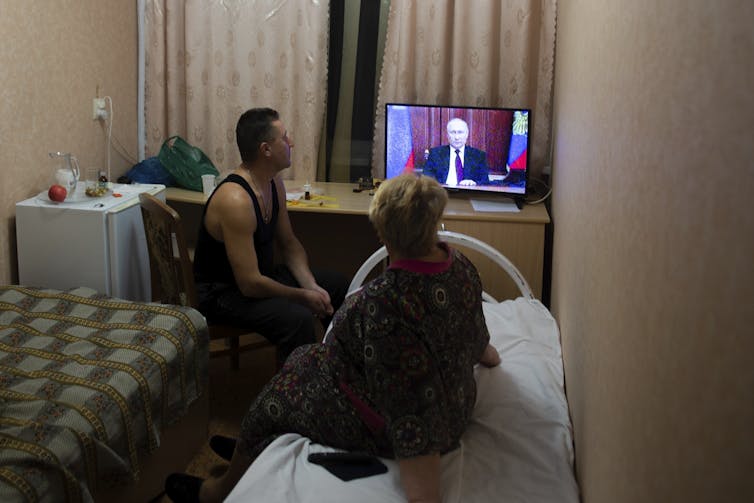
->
[0, 286, 209, 503]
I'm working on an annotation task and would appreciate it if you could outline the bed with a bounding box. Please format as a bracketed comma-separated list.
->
[0, 285, 209, 503]
[225, 231, 580, 502]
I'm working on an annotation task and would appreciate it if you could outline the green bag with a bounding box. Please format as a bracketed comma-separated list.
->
[157, 135, 219, 192]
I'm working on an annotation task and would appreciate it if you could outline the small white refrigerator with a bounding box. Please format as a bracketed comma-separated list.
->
[16, 183, 166, 302]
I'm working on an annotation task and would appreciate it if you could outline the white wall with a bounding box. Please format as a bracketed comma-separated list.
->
[551, 1, 754, 501]
[0, 1, 137, 284]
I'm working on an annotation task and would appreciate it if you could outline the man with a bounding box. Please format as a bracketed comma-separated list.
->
[192, 107, 348, 364]
[422, 117, 490, 186]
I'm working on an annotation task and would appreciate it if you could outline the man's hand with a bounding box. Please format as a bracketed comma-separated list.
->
[309, 284, 332, 307]
[299, 288, 334, 318]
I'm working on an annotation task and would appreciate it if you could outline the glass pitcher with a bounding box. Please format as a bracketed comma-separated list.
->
[50, 151, 80, 195]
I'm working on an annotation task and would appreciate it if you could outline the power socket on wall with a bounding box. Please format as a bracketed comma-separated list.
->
[92, 98, 107, 120]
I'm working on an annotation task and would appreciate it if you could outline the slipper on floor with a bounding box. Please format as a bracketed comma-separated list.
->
[165, 473, 204, 503]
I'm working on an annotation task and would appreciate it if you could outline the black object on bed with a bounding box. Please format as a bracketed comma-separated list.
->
[307, 452, 388, 481]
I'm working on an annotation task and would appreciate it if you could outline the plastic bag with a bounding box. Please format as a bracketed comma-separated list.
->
[158, 136, 219, 192]
[121, 156, 176, 186]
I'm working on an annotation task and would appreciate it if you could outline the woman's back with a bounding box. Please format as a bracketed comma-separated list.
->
[327, 245, 490, 458]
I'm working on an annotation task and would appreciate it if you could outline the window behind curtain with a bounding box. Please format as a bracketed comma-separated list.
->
[322, 0, 390, 182]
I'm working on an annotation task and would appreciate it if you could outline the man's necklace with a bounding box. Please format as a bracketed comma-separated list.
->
[249, 177, 272, 223]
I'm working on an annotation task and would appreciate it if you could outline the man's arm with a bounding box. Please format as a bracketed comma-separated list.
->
[272, 176, 315, 287]
[460, 147, 490, 186]
[421, 147, 445, 183]
[398, 454, 441, 503]
[271, 176, 334, 315]
[475, 148, 491, 184]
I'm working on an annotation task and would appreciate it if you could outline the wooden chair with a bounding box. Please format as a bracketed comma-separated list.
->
[139, 192, 274, 369]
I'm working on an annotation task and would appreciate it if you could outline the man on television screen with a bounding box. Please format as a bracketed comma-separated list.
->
[422, 118, 490, 186]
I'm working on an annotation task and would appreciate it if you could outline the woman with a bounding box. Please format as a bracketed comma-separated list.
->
[166, 174, 501, 503]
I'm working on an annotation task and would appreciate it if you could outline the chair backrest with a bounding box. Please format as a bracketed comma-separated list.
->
[139, 192, 199, 308]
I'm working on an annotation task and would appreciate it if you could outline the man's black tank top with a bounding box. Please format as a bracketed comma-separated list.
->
[193, 173, 279, 285]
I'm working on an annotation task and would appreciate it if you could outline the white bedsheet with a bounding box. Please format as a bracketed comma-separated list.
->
[226, 298, 579, 502]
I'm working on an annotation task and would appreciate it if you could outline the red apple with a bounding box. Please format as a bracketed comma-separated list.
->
[48, 184, 67, 202]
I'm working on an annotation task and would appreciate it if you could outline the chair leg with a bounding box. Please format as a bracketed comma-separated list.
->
[230, 337, 240, 370]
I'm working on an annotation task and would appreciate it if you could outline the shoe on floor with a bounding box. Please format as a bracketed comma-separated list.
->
[209, 434, 237, 461]
[164, 473, 203, 503]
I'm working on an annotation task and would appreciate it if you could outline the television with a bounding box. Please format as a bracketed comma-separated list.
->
[384, 103, 530, 202]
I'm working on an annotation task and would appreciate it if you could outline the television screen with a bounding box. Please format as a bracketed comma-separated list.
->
[384, 103, 530, 198]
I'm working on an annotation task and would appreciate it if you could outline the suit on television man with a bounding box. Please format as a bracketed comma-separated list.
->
[422, 118, 490, 186]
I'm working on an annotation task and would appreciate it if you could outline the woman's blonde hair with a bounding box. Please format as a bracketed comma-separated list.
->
[368, 174, 448, 257]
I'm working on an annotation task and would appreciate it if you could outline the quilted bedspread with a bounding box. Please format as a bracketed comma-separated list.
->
[0, 285, 209, 503]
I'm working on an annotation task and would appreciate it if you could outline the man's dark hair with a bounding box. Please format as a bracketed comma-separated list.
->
[236, 108, 280, 162]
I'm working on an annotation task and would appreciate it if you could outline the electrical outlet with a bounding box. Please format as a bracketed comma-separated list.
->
[92, 98, 107, 120]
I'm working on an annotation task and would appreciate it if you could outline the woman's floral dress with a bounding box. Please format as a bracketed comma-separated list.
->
[238, 244, 490, 461]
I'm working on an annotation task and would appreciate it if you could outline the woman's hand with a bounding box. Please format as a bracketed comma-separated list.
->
[479, 343, 501, 367]
[398, 454, 441, 503]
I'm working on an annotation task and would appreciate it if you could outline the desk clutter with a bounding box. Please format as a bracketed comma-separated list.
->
[286, 194, 339, 209]
[286, 185, 339, 208]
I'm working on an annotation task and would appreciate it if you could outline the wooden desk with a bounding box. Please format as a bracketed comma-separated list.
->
[166, 181, 550, 301]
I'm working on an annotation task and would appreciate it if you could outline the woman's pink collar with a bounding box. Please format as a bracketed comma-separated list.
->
[387, 242, 452, 274]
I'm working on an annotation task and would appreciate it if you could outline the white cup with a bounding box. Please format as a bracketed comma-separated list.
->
[201, 174, 216, 196]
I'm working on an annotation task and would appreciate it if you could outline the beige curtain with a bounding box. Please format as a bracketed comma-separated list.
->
[144, 0, 329, 181]
[373, 0, 557, 179]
